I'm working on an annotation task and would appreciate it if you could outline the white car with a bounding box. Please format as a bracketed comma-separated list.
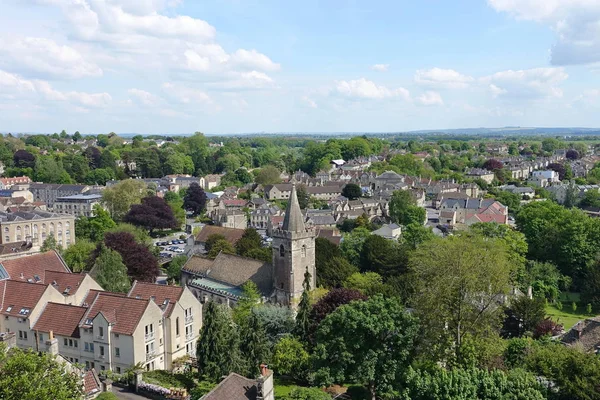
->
[173, 248, 185, 253]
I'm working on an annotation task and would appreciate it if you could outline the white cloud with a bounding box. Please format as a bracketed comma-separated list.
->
[302, 96, 317, 108]
[0, 69, 110, 107]
[335, 78, 410, 100]
[211, 71, 276, 90]
[480, 67, 568, 98]
[128, 88, 160, 106]
[161, 82, 211, 104]
[230, 49, 280, 72]
[371, 64, 389, 72]
[414, 67, 474, 89]
[488, 0, 600, 65]
[0, 36, 102, 80]
[417, 91, 444, 106]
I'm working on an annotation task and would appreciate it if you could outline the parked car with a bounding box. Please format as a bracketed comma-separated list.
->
[173, 248, 185, 253]
[159, 252, 170, 258]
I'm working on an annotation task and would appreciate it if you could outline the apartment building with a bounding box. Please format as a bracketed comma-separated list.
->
[54, 194, 103, 217]
[0, 210, 76, 250]
[29, 183, 93, 209]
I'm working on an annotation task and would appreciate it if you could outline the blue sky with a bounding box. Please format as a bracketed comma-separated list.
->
[1, 0, 600, 134]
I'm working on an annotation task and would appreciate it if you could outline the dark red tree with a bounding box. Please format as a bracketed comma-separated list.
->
[566, 149, 580, 160]
[84, 146, 102, 169]
[533, 318, 563, 339]
[183, 182, 207, 216]
[124, 196, 178, 233]
[482, 159, 504, 171]
[102, 231, 160, 283]
[548, 163, 567, 180]
[308, 288, 367, 342]
[13, 150, 36, 168]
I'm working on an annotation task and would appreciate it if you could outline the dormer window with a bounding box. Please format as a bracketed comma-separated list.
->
[85, 318, 93, 325]
[6, 305, 13, 312]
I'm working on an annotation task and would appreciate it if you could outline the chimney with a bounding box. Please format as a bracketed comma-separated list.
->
[256, 364, 274, 400]
[46, 330, 59, 356]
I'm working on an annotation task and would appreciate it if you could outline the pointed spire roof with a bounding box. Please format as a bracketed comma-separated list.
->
[282, 184, 305, 232]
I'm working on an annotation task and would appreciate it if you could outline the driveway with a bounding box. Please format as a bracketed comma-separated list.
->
[111, 386, 150, 400]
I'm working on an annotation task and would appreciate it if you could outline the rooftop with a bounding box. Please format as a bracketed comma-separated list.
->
[83, 291, 150, 335]
[0, 250, 70, 282]
[33, 302, 88, 338]
[127, 281, 184, 317]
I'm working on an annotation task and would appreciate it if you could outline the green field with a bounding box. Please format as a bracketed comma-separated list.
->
[545, 292, 592, 330]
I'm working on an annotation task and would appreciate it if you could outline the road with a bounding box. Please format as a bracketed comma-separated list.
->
[111, 386, 150, 400]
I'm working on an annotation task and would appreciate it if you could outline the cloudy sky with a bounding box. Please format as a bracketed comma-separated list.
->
[1, 0, 600, 134]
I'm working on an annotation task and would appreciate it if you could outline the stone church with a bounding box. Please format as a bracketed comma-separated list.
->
[181, 184, 316, 307]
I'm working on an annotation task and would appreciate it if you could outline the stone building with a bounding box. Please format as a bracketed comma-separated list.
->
[0, 210, 76, 250]
[54, 194, 103, 217]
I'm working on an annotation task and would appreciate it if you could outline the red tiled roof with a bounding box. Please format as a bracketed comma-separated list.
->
[33, 302, 87, 338]
[0, 280, 48, 317]
[44, 271, 87, 296]
[222, 199, 247, 207]
[195, 225, 245, 245]
[0, 251, 69, 282]
[127, 281, 184, 317]
[83, 292, 150, 335]
[83, 370, 101, 396]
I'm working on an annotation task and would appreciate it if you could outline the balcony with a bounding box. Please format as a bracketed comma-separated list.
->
[145, 332, 154, 342]
[145, 350, 156, 361]
[185, 315, 193, 324]
[185, 332, 194, 341]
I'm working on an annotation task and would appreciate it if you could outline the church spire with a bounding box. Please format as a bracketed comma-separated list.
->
[282, 184, 305, 232]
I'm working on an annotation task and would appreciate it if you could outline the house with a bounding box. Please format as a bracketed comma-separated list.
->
[306, 185, 343, 200]
[372, 223, 402, 240]
[250, 204, 282, 230]
[465, 168, 495, 184]
[561, 317, 600, 354]
[203, 365, 274, 400]
[373, 171, 404, 190]
[264, 184, 292, 200]
[0, 176, 32, 189]
[203, 174, 223, 191]
[211, 209, 248, 230]
[529, 170, 560, 187]
[316, 228, 342, 246]
[439, 198, 508, 226]
[499, 185, 536, 200]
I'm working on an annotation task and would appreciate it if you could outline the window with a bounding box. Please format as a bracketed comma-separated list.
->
[98, 326, 104, 338]
[18, 330, 28, 340]
[114, 333, 119, 338]
[100, 346, 105, 357]
[101, 366, 105, 371]
[279, 244, 285, 257]
[115, 347, 120, 358]
[90, 343, 94, 352]
[74, 340, 78, 348]
[39, 333, 44, 342]
[176, 317, 180, 337]
[64, 338, 68, 346]
[4, 236, 8, 243]
[84, 342, 89, 352]
[85, 361, 90, 369]
[116, 367, 121, 374]
[301, 245, 307, 258]
[69, 339, 73, 347]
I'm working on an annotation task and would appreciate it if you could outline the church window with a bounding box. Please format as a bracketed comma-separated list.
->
[279, 244, 285, 257]
[301, 245, 307, 258]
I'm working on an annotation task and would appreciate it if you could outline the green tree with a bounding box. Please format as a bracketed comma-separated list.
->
[401, 223, 436, 249]
[359, 234, 407, 278]
[389, 190, 426, 225]
[102, 179, 147, 221]
[296, 184, 310, 210]
[164, 152, 194, 175]
[341, 183, 362, 200]
[235, 228, 263, 258]
[0, 345, 83, 400]
[233, 281, 261, 325]
[315, 237, 357, 288]
[207, 239, 235, 258]
[294, 269, 312, 343]
[255, 165, 282, 185]
[343, 272, 386, 296]
[509, 296, 546, 337]
[197, 302, 240, 382]
[339, 227, 371, 267]
[252, 305, 295, 344]
[61, 239, 95, 272]
[313, 295, 419, 400]
[34, 156, 72, 184]
[41, 233, 59, 252]
[84, 168, 116, 185]
[91, 245, 131, 293]
[410, 234, 513, 362]
[164, 191, 186, 228]
[272, 336, 309, 382]
[283, 388, 331, 400]
[88, 205, 117, 241]
[239, 312, 269, 378]
[166, 255, 187, 284]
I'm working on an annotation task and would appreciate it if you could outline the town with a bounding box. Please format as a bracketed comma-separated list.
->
[0, 131, 600, 399]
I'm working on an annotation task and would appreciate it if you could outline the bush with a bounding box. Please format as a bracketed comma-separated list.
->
[143, 370, 194, 390]
[96, 394, 119, 400]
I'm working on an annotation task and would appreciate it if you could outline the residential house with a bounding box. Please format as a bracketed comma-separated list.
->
[264, 184, 292, 200]
[203, 366, 274, 400]
[561, 317, 600, 354]
[372, 223, 402, 240]
[529, 170, 560, 187]
[439, 198, 508, 226]
[0, 176, 32, 189]
[211, 209, 248, 230]
[203, 174, 223, 191]
[250, 204, 282, 230]
[499, 185, 536, 200]
[465, 168, 495, 184]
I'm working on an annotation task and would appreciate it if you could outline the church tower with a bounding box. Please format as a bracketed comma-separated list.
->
[272, 184, 316, 306]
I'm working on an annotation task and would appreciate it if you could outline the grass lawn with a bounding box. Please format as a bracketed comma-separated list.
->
[274, 377, 300, 398]
[143, 370, 195, 390]
[545, 292, 592, 330]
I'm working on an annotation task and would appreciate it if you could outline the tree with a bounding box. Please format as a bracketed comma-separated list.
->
[124, 196, 178, 233]
[13, 149, 35, 168]
[91, 245, 131, 293]
[255, 166, 281, 185]
[239, 312, 269, 378]
[283, 388, 331, 400]
[580, 190, 600, 209]
[164, 152, 194, 175]
[83, 168, 115, 185]
[103, 231, 160, 282]
[566, 149, 580, 160]
[183, 183, 207, 216]
[61, 239, 95, 272]
[342, 183, 362, 200]
[482, 158, 504, 171]
[252, 305, 295, 344]
[400, 366, 546, 400]
[72, 131, 82, 142]
[548, 162, 567, 180]
[340, 227, 371, 267]
[41, 233, 59, 252]
[343, 272, 387, 296]
[207, 239, 235, 258]
[196, 302, 240, 382]
[507, 296, 546, 337]
[294, 269, 312, 343]
[86, 205, 116, 241]
[166, 255, 187, 284]
[315, 237, 357, 288]
[0, 345, 83, 400]
[233, 281, 261, 325]
[34, 156, 72, 184]
[205, 234, 226, 253]
[235, 228, 263, 258]
[313, 295, 419, 400]
[309, 288, 366, 341]
[272, 337, 310, 382]
[401, 223, 436, 249]
[389, 190, 425, 225]
[582, 260, 600, 310]
[410, 234, 513, 362]
[296, 184, 310, 210]
[360, 234, 407, 277]
[102, 179, 147, 221]
[84, 146, 102, 168]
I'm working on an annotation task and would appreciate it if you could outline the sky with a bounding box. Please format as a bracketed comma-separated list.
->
[2, 0, 600, 134]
